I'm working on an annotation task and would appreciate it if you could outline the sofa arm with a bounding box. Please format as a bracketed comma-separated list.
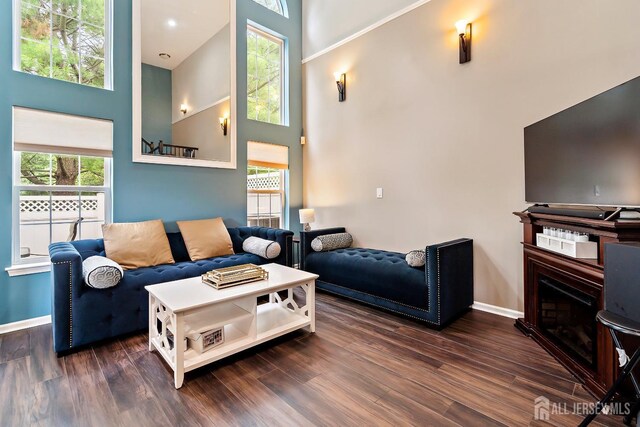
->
[234, 227, 294, 267]
[426, 238, 474, 327]
[299, 227, 347, 270]
[49, 242, 84, 353]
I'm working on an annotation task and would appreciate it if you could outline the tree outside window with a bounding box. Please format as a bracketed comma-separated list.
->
[16, 152, 109, 262]
[20, 152, 105, 187]
[247, 26, 284, 125]
[17, 0, 109, 88]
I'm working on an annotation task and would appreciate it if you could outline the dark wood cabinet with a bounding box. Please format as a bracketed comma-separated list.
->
[515, 211, 640, 397]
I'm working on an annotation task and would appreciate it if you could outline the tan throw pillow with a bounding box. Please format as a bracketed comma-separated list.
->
[176, 218, 234, 261]
[102, 220, 175, 270]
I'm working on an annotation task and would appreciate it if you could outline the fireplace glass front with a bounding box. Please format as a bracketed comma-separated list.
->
[538, 274, 598, 369]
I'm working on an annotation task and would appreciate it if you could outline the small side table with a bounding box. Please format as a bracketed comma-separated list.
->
[292, 237, 301, 269]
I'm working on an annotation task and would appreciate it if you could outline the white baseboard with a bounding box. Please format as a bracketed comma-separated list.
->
[472, 302, 523, 319]
[0, 315, 51, 335]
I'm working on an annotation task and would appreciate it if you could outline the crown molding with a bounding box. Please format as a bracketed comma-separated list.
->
[302, 0, 433, 64]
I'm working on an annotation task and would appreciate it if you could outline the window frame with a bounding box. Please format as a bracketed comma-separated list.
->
[247, 165, 287, 229]
[246, 24, 288, 126]
[251, 0, 288, 17]
[10, 151, 113, 270]
[12, 0, 114, 90]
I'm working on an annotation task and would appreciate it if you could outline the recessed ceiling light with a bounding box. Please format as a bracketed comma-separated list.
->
[167, 19, 177, 27]
[159, 53, 171, 59]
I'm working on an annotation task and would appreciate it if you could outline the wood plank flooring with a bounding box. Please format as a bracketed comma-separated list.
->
[0, 291, 627, 426]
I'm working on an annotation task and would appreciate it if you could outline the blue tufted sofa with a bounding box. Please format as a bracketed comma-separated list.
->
[48, 226, 293, 354]
[300, 228, 473, 329]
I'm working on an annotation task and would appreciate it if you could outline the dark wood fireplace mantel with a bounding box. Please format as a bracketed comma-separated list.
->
[514, 211, 640, 398]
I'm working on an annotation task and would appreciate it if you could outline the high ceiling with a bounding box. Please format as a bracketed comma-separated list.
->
[141, 0, 229, 70]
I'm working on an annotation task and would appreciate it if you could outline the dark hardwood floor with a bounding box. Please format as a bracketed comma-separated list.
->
[0, 291, 626, 426]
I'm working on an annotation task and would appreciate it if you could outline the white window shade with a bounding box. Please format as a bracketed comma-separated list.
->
[13, 107, 113, 157]
[248, 141, 288, 169]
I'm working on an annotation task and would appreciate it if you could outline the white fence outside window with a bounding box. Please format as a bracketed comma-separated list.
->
[19, 194, 105, 259]
[20, 173, 279, 259]
[247, 171, 283, 229]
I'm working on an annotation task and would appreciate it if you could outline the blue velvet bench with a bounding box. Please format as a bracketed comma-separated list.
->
[48, 226, 293, 354]
[300, 228, 473, 328]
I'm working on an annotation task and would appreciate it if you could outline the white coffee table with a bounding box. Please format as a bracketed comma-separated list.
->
[145, 263, 318, 388]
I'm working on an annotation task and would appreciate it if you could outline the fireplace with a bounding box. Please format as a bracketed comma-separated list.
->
[538, 274, 598, 370]
[515, 211, 640, 396]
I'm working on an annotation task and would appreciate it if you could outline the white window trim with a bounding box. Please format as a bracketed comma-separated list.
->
[10, 153, 113, 274]
[104, 0, 113, 90]
[252, 0, 289, 18]
[5, 262, 51, 277]
[12, 0, 114, 90]
[247, 23, 289, 127]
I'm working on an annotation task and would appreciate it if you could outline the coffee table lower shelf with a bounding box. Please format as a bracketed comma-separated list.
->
[150, 304, 310, 374]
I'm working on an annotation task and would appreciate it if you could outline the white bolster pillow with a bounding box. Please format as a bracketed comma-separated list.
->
[242, 236, 281, 259]
[82, 256, 123, 289]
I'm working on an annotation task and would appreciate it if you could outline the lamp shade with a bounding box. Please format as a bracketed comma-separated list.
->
[299, 209, 316, 224]
[455, 20, 468, 35]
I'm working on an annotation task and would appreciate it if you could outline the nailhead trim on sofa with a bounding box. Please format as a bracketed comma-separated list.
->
[53, 260, 73, 348]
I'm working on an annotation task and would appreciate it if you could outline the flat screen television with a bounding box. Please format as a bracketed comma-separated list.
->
[524, 76, 640, 207]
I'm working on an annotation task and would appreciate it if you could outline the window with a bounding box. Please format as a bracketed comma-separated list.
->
[247, 165, 285, 228]
[247, 25, 286, 125]
[251, 0, 287, 16]
[12, 107, 113, 268]
[14, 153, 111, 264]
[247, 141, 289, 229]
[14, 0, 112, 89]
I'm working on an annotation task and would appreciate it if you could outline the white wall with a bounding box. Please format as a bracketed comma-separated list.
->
[302, 0, 640, 311]
[172, 24, 230, 123]
[302, 0, 418, 59]
[172, 99, 230, 161]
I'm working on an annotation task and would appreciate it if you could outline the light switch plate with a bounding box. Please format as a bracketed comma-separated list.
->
[300, 136, 306, 145]
[376, 188, 383, 199]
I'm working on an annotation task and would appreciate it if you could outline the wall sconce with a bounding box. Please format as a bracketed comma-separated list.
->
[455, 20, 472, 64]
[219, 117, 228, 136]
[334, 72, 346, 102]
[180, 104, 188, 115]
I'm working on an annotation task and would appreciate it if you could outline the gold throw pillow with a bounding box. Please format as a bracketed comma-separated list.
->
[176, 217, 234, 261]
[102, 219, 175, 270]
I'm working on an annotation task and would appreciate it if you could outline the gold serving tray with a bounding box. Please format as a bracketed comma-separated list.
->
[202, 264, 269, 289]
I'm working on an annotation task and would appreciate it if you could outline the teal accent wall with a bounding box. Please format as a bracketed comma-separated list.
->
[141, 63, 172, 145]
[0, 0, 303, 325]
[0, 0, 134, 325]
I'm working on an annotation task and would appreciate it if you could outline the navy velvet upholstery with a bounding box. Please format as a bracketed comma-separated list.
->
[299, 227, 345, 270]
[306, 249, 425, 307]
[49, 226, 293, 353]
[301, 229, 473, 329]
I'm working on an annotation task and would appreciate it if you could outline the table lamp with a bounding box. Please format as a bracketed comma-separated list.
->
[299, 209, 315, 231]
